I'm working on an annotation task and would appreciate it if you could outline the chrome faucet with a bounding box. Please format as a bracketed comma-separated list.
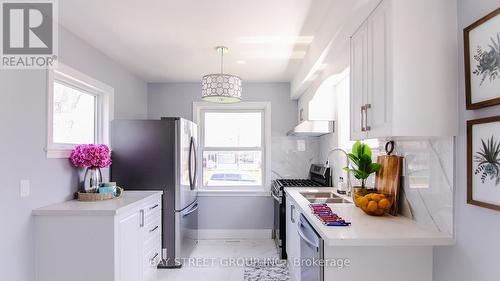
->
[324, 148, 352, 196]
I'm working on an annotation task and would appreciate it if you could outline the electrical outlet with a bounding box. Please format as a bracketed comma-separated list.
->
[20, 180, 30, 197]
[297, 140, 306, 152]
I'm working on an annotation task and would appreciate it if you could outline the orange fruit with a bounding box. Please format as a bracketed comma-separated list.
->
[378, 198, 391, 210]
[371, 194, 382, 202]
[366, 201, 378, 212]
[358, 197, 369, 208]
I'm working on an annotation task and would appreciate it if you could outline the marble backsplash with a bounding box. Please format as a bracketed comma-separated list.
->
[271, 136, 321, 180]
[392, 138, 454, 236]
[271, 134, 454, 236]
[317, 135, 454, 236]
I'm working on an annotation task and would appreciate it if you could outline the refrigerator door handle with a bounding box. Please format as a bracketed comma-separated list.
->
[182, 202, 199, 217]
[188, 137, 194, 190]
[192, 137, 198, 191]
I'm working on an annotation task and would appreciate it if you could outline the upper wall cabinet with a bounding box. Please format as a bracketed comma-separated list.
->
[350, 0, 458, 140]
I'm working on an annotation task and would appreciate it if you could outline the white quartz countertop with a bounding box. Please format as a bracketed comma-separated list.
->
[285, 187, 455, 247]
[33, 191, 163, 216]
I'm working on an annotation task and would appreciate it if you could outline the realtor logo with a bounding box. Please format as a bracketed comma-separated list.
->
[1, 0, 58, 68]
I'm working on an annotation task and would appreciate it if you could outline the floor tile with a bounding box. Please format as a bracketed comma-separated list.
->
[154, 239, 281, 281]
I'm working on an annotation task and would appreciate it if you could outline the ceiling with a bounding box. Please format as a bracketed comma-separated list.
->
[58, 0, 332, 83]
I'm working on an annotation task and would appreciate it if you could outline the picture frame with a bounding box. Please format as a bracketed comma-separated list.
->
[467, 115, 500, 211]
[464, 7, 500, 110]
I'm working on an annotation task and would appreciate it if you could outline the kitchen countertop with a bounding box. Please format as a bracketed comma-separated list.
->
[32, 191, 162, 216]
[285, 187, 455, 247]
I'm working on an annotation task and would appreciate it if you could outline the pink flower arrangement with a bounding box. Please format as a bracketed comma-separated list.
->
[70, 144, 112, 168]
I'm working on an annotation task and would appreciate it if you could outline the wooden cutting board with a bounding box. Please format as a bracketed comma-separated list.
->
[375, 153, 403, 216]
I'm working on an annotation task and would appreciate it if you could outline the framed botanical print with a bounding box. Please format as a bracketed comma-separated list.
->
[467, 116, 500, 211]
[464, 7, 500, 110]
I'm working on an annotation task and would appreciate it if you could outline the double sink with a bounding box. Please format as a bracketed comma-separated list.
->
[299, 191, 352, 204]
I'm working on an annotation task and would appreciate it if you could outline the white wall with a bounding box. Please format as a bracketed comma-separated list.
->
[148, 82, 320, 231]
[434, 0, 500, 280]
[0, 26, 148, 281]
[148, 82, 297, 136]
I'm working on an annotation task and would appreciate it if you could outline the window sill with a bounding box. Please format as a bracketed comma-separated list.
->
[46, 148, 72, 159]
[197, 189, 271, 197]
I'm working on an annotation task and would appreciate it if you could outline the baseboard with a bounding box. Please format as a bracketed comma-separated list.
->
[197, 229, 272, 240]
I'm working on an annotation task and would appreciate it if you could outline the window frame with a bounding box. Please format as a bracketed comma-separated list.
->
[193, 101, 272, 195]
[46, 63, 114, 158]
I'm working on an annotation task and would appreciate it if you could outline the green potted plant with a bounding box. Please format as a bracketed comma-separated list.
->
[343, 141, 381, 189]
[344, 141, 393, 216]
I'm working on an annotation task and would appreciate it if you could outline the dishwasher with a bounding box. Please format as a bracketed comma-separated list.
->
[298, 214, 324, 281]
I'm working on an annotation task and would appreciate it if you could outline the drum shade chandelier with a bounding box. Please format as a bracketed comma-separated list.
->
[201, 46, 242, 103]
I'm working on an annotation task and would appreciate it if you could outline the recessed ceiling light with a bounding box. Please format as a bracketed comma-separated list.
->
[236, 60, 247, 64]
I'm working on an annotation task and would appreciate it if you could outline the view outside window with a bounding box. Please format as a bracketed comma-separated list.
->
[53, 81, 96, 144]
[202, 112, 263, 187]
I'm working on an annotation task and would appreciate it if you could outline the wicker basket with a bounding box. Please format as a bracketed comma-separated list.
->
[77, 187, 123, 202]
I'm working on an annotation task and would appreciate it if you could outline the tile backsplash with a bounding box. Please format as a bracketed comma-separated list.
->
[271, 136, 320, 179]
[272, 134, 454, 236]
[393, 138, 454, 235]
[319, 135, 454, 236]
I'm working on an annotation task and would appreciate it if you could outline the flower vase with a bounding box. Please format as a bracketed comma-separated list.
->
[83, 166, 102, 193]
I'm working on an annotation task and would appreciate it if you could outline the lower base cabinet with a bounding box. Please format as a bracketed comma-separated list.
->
[286, 194, 301, 281]
[285, 192, 435, 281]
[34, 193, 162, 281]
[323, 246, 433, 281]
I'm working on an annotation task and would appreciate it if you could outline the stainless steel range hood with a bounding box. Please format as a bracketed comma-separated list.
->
[287, 120, 334, 137]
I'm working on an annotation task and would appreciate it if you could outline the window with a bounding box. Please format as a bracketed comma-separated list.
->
[46, 63, 114, 158]
[194, 102, 271, 193]
[53, 81, 96, 144]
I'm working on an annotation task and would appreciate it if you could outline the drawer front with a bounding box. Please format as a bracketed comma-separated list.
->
[143, 235, 161, 281]
[143, 235, 161, 270]
[144, 215, 161, 245]
[143, 197, 161, 218]
[144, 207, 161, 227]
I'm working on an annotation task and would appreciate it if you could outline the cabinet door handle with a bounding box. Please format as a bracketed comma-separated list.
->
[361, 106, 366, 132]
[140, 209, 145, 227]
[364, 104, 371, 131]
[290, 204, 296, 223]
[150, 253, 159, 266]
[150, 225, 159, 233]
[149, 204, 159, 210]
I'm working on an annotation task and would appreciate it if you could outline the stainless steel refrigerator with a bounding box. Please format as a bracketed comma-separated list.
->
[110, 117, 198, 268]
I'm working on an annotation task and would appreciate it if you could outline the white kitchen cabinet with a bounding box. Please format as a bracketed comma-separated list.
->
[117, 210, 143, 281]
[350, 20, 368, 140]
[350, 0, 458, 140]
[34, 191, 162, 281]
[286, 193, 301, 281]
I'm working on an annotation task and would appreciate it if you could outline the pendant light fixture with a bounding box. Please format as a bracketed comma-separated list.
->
[201, 46, 242, 103]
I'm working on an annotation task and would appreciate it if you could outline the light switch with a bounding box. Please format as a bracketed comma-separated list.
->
[297, 140, 306, 152]
[20, 180, 30, 197]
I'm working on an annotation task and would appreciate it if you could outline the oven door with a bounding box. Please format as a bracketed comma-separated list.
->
[272, 183, 286, 259]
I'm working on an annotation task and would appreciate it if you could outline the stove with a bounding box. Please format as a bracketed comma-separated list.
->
[274, 179, 323, 187]
[272, 164, 331, 259]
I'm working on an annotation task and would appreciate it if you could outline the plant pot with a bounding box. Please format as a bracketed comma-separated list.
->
[83, 167, 102, 193]
[353, 188, 394, 216]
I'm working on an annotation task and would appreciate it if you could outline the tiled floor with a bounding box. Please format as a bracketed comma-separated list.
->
[155, 239, 282, 281]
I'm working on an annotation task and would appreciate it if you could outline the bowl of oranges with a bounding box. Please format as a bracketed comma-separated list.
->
[353, 188, 394, 216]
